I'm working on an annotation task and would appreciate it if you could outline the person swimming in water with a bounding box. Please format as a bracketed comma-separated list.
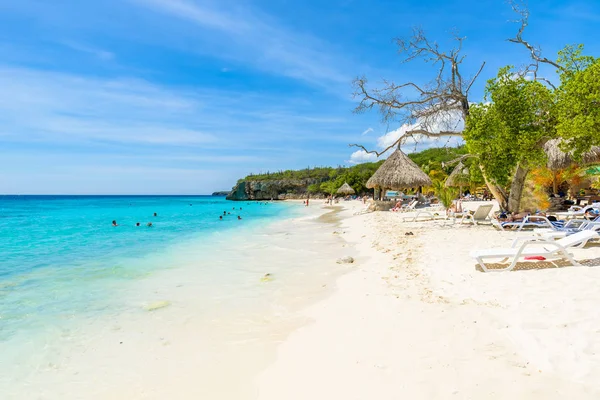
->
[147, 222, 153, 227]
[136, 222, 140, 227]
[112, 220, 118, 227]
[153, 212, 157, 217]
[238, 215, 242, 220]
[219, 215, 223, 220]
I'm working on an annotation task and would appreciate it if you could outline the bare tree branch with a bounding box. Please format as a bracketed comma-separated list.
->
[507, 0, 564, 86]
[349, 129, 462, 157]
[441, 154, 479, 168]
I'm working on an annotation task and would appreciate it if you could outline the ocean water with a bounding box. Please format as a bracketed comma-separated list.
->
[0, 195, 348, 399]
[0, 195, 293, 340]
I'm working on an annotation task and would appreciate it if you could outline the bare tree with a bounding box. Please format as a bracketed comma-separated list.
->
[506, 0, 564, 89]
[350, 2, 570, 212]
[350, 28, 485, 157]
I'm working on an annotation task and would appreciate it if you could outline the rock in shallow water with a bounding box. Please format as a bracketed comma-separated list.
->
[336, 256, 355, 264]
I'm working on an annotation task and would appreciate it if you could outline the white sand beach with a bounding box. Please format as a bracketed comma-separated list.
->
[258, 201, 600, 399]
[7, 200, 600, 399]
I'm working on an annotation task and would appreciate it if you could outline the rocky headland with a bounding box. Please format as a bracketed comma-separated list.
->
[226, 179, 326, 201]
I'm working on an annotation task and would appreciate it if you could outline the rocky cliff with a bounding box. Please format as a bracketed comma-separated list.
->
[226, 179, 325, 201]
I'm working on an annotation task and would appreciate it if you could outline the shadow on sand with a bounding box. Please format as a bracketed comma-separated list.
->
[475, 257, 600, 272]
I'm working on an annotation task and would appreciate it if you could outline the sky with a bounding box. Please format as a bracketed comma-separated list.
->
[0, 0, 598, 194]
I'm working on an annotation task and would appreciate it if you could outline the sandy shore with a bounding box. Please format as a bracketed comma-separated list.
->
[257, 201, 600, 399]
[1, 203, 352, 400]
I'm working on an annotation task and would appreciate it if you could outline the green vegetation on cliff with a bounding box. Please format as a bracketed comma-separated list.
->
[238, 146, 468, 195]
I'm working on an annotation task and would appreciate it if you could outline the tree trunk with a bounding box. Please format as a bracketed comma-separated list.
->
[480, 165, 509, 211]
[507, 164, 529, 213]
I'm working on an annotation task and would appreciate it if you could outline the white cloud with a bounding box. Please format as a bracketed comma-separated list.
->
[376, 124, 415, 150]
[132, 0, 349, 87]
[361, 127, 374, 136]
[347, 150, 379, 165]
[61, 41, 115, 60]
[375, 110, 465, 153]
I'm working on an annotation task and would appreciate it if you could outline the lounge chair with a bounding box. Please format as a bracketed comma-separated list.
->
[394, 200, 418, 213]
[532, 218, 589, 235]
[554, 204, 600, 220]
[459, 204, 493, 225]
[403, 208, 447, 222]
[470, 230, 599, 272]
[511, 221, 600, 248]
[491, 215, 561, 231]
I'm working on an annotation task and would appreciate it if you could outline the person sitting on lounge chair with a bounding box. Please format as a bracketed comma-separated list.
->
[391, 201, 403, 212]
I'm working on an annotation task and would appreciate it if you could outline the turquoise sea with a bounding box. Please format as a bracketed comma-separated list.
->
[0, 195, 292, 340]
[0, 195, 347, 399]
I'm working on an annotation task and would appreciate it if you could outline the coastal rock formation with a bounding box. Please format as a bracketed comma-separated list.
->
[212, 191, 230, 196]
[226, 179, 325, 201]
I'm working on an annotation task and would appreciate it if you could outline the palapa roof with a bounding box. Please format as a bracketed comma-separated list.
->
[445, 161, 470, 187]
[337, 182, 355, 195]
[545, 138, 600, 170]
[366, 149, 432, 190]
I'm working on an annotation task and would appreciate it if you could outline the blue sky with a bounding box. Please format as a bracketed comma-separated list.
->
[0, 0, 598, 194]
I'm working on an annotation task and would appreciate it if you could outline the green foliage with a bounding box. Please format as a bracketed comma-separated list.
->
[307, 183, 321, 193]
[557, 44, 595, 78]
[241, 160, 385, 195]
[556, 57, 600, 159]
[431, 180, 458, 209]
[407, 146, 468, 170]
[239, 147, 474, 196]
[320, 181, 339, 195]
[464, 66, 555, 185]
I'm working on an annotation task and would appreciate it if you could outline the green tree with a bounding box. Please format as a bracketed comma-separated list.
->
[431, 180, 458, 209]
[320, 181, 339, 196]
[464, 67, 555, 212]
[556, 57, 600, 159]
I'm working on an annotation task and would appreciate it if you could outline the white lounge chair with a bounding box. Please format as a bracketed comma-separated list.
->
[554, 204, 600, 220]
[512, 221, 600, 248]
[394, 200, 418, 213]
[470, 230, 599, 272]
[491, 215, 559, 231]
[403, 208, 447, 222]
[459, 204, 493, 225]
[532, 218, 589, 235]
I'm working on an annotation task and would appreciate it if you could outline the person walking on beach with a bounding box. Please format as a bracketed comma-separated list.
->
[306, 196, 309, 206]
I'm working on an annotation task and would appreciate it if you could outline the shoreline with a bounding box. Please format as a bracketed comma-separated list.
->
[1, 200, 355, 400]
[257, 201, 600, 399]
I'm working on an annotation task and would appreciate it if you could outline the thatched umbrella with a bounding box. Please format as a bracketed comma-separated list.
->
[445, 161, 470, 189]
[366, 148, 432, 199]
[337, 182, 355, 195]
[545, 139, 600, 171]
[544, 139, 600, 194]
